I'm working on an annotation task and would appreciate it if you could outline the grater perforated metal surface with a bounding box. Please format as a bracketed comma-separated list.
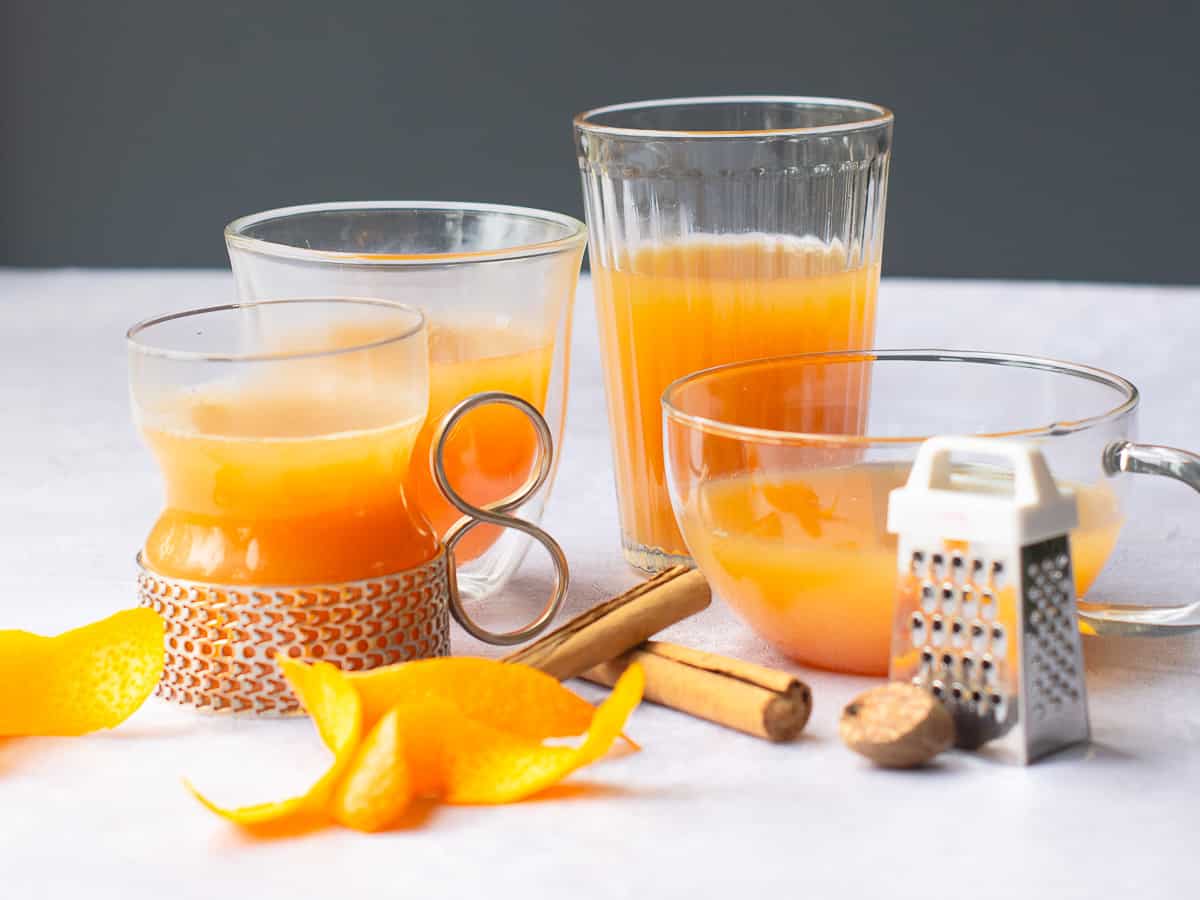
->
[887, 437, 1091, 764]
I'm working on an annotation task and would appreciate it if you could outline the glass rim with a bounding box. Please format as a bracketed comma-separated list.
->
[126, 297, 426, 364]
[573, 95, 894, 139]
[662, 349, 1140, 446]
[224, 200, 588, 267]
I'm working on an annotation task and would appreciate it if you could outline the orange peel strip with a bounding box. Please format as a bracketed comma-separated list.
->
[329, 705, 410, 832]
[191, 658, 643, 833]
[328, 661, 644, 831]
[0, 608, 164, 736]
[434, 660, 644, 805]
[344, 656, 597, 739]
[187, 659, 362, 827]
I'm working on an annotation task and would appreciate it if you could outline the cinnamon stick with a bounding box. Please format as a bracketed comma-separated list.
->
[582, 641, 812, 742]
[503, 566, 710, 679]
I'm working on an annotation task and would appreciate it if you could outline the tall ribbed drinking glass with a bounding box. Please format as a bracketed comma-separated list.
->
[575, 96, 893, 572]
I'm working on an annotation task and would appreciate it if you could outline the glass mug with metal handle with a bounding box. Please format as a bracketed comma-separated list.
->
[127, 299, 567, 714]
[662, 350, 1200, 678]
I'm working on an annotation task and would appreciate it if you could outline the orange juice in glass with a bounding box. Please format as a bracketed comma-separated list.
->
[411, 325, 554, 561]
[593, 238, 879, 567]
[224, 202, 586, 600]
[576, 97, 893, 572]
[129, 299, 436, 586]
[313, 318, 554, 564]
[663, 352, 1135, 676]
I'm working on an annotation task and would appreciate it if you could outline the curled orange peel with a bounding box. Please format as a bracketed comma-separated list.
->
[186, 658, 363, 827]
[437, 660, 644, 805]
[191, 657, 644, 833]
[0, 608, 164, 737]
[347, 656, 597, 738]
[329, 705, 409, 832]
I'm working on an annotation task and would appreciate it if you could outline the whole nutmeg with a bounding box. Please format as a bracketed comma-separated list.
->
[840, 683, 955, 768]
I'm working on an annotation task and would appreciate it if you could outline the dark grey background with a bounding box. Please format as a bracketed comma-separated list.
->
[3, 1, 1198, 282]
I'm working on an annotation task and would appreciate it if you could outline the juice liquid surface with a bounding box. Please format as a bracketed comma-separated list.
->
[408, 324, 553, 562]
[591, 236, 879, 569]
[678, 461, 1123, 676]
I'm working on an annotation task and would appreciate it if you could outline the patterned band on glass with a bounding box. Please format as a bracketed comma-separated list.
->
[137, 549, 451, 715]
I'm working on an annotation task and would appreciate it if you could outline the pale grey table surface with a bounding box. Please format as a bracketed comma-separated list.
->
[1, 270, 1199, 898]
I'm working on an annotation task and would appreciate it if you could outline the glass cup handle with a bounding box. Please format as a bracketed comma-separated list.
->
[1103, 440, 1200, 489]
[1087, 440, 1200, 633]
[431, 391, 569, 646]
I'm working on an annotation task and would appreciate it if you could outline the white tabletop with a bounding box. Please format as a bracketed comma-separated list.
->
[2, 270, 1199, 898]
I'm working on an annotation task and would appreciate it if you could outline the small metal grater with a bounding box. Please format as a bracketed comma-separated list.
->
[886, 437, 1091, 765]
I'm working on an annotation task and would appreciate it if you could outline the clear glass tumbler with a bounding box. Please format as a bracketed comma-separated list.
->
[224, 202, 587, 602]
[576, 96, 893, 573]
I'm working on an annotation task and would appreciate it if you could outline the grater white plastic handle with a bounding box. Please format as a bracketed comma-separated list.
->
[905, 436, 1067, 508]
[889, 436, 1079, 544]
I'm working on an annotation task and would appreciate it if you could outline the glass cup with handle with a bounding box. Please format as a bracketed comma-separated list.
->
[128, 298, 569, 713]
[663, 350, 1200, 678]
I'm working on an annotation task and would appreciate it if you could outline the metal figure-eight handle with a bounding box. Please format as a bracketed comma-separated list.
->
[431, 391, 568, 645]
